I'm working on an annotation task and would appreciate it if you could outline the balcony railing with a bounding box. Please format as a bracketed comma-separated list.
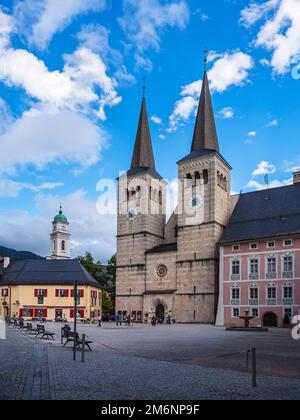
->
[231, 275, 240, 281]
[249, 299, 259, 306]
[267, 299, 277, 306]
[282, 272, 293, 279]
[283, 298, 293, 306]
[249, 274, 259, 281]
[266, 272, 276, 280]
[231, 299, 240, 306]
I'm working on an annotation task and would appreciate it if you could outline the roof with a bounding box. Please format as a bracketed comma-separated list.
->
[178, 149, 232, 169]
[0, 259, 101, 288]
[126, 167, 163, 180]
[53, 206, 68, 224]
[220, 183, 300, 244]
[191, 71, 219, 154]
[131, 97, 156, 170]
[146, 243, 177, 254]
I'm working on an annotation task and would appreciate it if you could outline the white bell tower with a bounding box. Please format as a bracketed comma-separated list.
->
[49, 205, 71, 260]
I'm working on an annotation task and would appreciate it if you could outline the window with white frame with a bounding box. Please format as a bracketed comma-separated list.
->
[267, 241, 276, 248]
[251, 308, 259, 318]
[231, 288, 240, 300]
[283, 286, 293, 299]
[267, 287, 277, 300]
[283, 256, 293, 274]
[250, 258, 259, 275]
[267, 257, 277, 274]
[232, 260, 240, 276]
[233, 308, 240, 318]
[284, 239, 293, 247]
[250, 288, 258, 299]
[284, 308, 292, 319]
[232, 244, 240, 251]
[250, 243, 258, 250]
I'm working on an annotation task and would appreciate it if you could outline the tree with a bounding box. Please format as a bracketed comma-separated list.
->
[283, 313, 290, 326]
[77, 252, 107, 287]
[77, 251, 116, 315]
[102, 290, 114, 314]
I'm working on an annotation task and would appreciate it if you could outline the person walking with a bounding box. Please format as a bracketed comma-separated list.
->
[98, 315, 102, 327]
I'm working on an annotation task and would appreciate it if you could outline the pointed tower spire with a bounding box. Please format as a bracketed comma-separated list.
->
[130, 85, 155, 170]
[190, 53, 220, 153]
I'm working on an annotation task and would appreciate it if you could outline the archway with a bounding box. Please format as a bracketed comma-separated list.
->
[263, 312, 278, 327]
[156, 304, 165, 321]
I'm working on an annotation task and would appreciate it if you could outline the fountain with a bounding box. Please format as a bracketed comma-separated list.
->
[239, 310, 255, 329]
[226, 310, 269, 333]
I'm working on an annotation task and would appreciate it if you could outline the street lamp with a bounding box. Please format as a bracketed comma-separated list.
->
[73, 279, 78, 361]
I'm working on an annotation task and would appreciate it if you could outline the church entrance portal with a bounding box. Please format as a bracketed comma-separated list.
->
[155, 304, 165, 321]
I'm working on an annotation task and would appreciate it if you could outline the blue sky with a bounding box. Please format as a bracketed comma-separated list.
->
[0, 0, 299, 261]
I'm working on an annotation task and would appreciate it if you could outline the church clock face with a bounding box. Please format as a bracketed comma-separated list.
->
[127, 208, 138, 221]
[189, 194, 203, 210]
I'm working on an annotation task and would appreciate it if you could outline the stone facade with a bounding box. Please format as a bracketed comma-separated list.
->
[116, 70, 233, 324]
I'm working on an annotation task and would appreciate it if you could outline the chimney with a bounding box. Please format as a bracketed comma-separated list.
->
[0, 257, 10, 269]
[293, 172, 300, 185]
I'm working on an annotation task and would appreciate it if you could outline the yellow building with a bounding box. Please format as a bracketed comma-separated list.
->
[0, 258, 102, 322]
[0, 207, 102, 322]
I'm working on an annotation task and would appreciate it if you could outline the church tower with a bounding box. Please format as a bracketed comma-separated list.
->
[175, 65, 232, 323]
[116, 92, 166, 319]
[49, 205, 71, 260]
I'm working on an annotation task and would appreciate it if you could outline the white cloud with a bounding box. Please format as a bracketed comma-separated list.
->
[0, 178, 63, 198]
[248, 131, 257, 137]
[0, 6, 14, 49]
[217, 107, 234, 119]
[0, 7, 121, 121]
[0, 109, 106, 175]
[252, 161, 276, 176]
[151, 115, 162, 124]
[77, 23, 136, 86]
[14, 0, 108, 50]
[247, 178, 292, 190]
[0, 98, 13, 134]
[168, 51, 254, 131]
[0, 189, 117, 261]
[119, 0, 190, 68]
[240, 0, 279, 27]
[241, 0, 300, 75]
[159, 134, 166, 140]
[266, 118, 279, 127]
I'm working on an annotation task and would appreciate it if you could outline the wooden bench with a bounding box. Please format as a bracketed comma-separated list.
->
[63, 332, 93, 351]
[36, 325, 55, 340]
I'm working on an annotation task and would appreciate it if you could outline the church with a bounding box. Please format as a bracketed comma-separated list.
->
[116, 65, 300, 326]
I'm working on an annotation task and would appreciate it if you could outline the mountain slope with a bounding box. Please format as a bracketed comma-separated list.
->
[0, 246, 44, 261]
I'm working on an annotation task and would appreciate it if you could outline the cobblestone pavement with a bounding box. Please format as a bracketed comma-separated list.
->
[0, 324, 300, 400]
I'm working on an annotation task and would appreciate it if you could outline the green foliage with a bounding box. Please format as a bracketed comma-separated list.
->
[77, 251, 116, 315]
[77, 252, 107, 287]
[102, 290, 114, 314]
[283, 314, 290, 326]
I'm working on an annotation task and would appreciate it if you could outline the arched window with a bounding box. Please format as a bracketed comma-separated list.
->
[194, 171, 201, 186]
[159, 190, 163, 205]
[53, 241, 56, 251]
[203, 170, 209, 185]
[61, 240, 65, 252]
[186, 173, 192, 187]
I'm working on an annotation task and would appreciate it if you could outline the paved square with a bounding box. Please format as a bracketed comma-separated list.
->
[0, 323, 300, 400]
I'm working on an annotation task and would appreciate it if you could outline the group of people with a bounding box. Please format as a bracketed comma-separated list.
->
[115, 313, 133, 326]
[151, 314, 174, 326]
